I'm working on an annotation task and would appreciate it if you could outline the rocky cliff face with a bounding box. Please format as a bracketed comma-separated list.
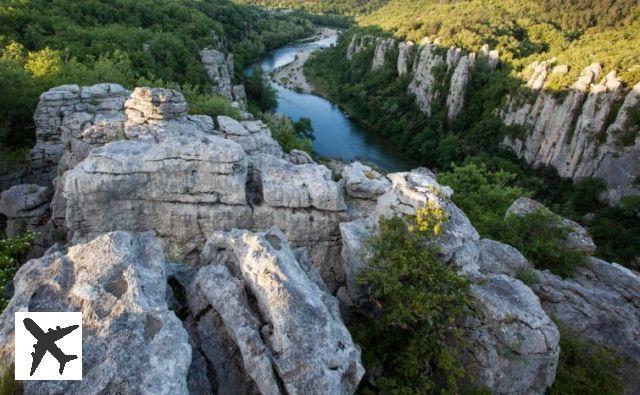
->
[2, 80, 640, 393]
[345, 33, 640, 203]
[502, 62, 640, 203]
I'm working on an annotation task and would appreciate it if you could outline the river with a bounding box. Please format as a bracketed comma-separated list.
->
[247, 31, 413, 172]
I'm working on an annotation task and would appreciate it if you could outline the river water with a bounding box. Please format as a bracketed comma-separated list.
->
[248, 32, 413, 172]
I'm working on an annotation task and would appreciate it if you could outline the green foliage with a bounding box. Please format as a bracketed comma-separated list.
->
[0, 0, 315, 149]
[293, 117, 314, 140]
[351, 206, 470, 393]
[183, 88, 242, 120]
[438, 163, 530, 237]
[245, 67, 278, 112]
[0, 232, 38, 311]
[0, 365, 20, 395]
[500, 211, 586, 278]
[550, 322, 624, 395]
[259, 112, 313, 153]
[515, 268, 539, 285]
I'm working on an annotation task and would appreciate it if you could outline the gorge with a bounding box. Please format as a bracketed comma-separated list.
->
[1, 0, 639, 393]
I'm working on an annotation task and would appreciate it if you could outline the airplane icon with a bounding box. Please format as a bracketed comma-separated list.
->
[23, 318, 79, 376]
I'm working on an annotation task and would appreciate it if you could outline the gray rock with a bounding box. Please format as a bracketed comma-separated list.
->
[505, 197, 596, 254]
[0, 231, 192, 394]
[63, 134, 252, 259]
[286, 149, 315, 165]
[466, 274, 559, 394]
[29, 84, 129, 186]
[342, 161, 390, 200]
[371, 38, 396, 71]
[200, 48, 234, 99]
[339, 218, 372, 298]
[531, 257, 640, 392]
[446, 54, 475, 122]
[408, 45, 445, 116]
[396, 41, 415, 76]
[478, 239, 531, 276]
[214, 116, 283, 156]
[189, 228, 364, 394]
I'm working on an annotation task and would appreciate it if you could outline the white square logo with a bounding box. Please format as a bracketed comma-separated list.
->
[14, 312, 82, 380]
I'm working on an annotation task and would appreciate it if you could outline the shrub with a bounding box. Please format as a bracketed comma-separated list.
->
[550, 322, 624, 395]
[350, 205, 470, 393]
[259, 112, 313, 153]
[0, 231, 37, 311]
[500, 211, 585, 277]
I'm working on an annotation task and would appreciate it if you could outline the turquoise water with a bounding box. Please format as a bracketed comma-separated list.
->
[248, 34, 413, 172]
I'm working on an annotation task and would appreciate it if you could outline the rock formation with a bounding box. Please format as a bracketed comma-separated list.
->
[29, 83, 130, 187]
[371, 38, 396, 72]
[396, 41, 415, 76]
[188, 227, 364, 394]
[200, 48, 234, 100]
[446, 54, 475, 122]
[502, 63, 640, 203]
[339, 168, 560, 393]
[408, 45, 446, 116]
[0, 231, 192, 394]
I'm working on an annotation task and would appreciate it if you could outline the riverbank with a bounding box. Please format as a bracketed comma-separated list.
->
[271, 27, 337, 93]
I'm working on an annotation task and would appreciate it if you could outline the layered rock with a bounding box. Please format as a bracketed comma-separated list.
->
[371, 38, 396, 72]
[0, 231, 192, 394]
[29, 83, 130, 186]
[63, 134, 252, 260]
[250, 154, 349, 291]
[215, 116, 283, 156]
[0, 184, 53, 255]
[502, 62, 640, 203]
[187, 228, 364, 394]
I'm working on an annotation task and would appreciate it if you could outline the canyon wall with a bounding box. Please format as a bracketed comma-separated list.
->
[346, 33, 640, 203]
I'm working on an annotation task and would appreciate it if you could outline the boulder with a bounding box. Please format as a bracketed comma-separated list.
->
[477, 238, 531, 277]
[188, 228, 364, 394]
[341, 161, 390, 218]
[0, 231, 192, 394]
[531, 257, 640, 392]
[505, 197, 596, 254]
[286, 149, 315, 165]
[465, 274, 559, 394]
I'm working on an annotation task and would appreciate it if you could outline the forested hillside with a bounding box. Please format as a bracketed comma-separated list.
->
[0, 0, 314, 150]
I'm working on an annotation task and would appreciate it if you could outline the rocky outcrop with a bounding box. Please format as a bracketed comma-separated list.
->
[63, 133, 252, 260]
[408, 45, 446, 116]
[0, 231, 192, 394]
[250, 154, 349, 291]
[188, 228, 364, 394]
[465, 273, 559, 394]
[502, 62, 640, 203]
[531, 257, 640, 392]
[29, 83, 130, 187]
[341, 161, 390, 218]
[371, 38, 396, 72]
[506, 197, 596, 254]
[346, 35, 377, 60]
[0, 184, 53, 255]
[339, 169, 560, 393]
[396, 41, 415, 76]
[215, 116, 283, 156]
[200, 48, 234, 100]
[446, 54, 475, 122]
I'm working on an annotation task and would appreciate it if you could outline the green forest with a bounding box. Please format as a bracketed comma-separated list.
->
[0, 0, 315, 151]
